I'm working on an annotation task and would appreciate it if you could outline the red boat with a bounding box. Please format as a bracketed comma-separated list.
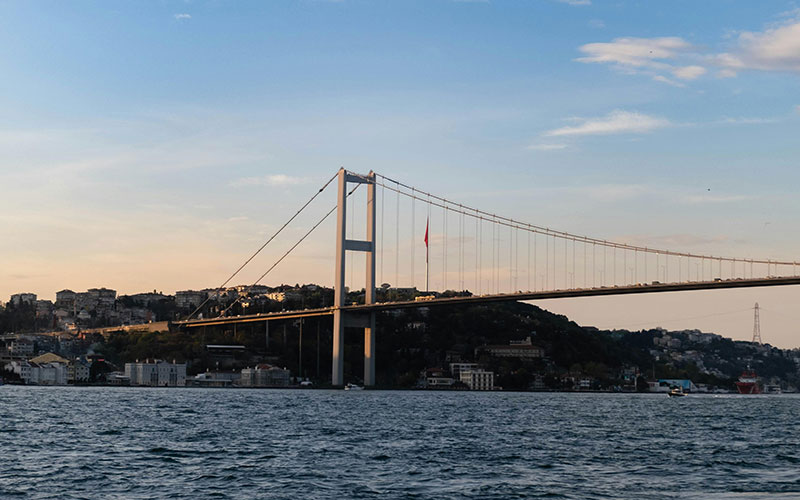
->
[736, 370, 761, 394]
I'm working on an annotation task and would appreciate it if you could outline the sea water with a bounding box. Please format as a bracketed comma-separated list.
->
[1, 387, 798, 499]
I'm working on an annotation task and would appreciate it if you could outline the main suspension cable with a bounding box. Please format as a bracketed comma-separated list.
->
[219, 183, 363, 317]
[185, 172, 339, 321]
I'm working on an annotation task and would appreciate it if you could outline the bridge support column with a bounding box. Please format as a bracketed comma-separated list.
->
[364, 312, 376, 386]
[332, 310, 344, 386]
[332, 168, 377, 387]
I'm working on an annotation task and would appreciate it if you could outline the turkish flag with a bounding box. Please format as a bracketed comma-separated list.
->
[424, 218, 429, 247]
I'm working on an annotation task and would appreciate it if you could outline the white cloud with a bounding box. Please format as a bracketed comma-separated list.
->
[174, 13, 191, 20]
[672, 65, 706, 80]
[716, 116, 778, 125]
[576, 37, 709, 85]
[578, 18, 800, 84]
[526, 143, 568, 151]
[653, 75, 685, 87]
[229, 174, 310, 187]
[718, 20, 800, 73]
[544, 110, 670, 137]
[558, 0, 591, 5]
[577, 37, 691, 68]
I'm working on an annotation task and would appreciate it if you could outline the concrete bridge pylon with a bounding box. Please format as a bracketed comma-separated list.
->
[333, 169, 376, 387]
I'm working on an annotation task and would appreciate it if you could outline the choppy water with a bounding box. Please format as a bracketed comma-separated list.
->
[1, 387, 799, 499]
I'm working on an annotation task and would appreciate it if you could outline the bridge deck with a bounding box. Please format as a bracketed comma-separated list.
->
[173, 276, 800, 329]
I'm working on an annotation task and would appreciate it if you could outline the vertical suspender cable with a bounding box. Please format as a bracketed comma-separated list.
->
[477, 210, 482, 294]
[380, 182, 385, 286]
[545, 232, 549, 290]
[395, 181, 400, 288]
[411, 188, 415, 289]
[527, 230, 531, 292]
[442, 201, 447, 290]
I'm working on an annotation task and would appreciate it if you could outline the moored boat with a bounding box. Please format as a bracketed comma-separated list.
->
[344, 383, 363, 391]
[735, 369, 761, 394]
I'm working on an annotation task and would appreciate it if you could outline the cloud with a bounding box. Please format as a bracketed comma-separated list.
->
[576, 37, 709, 85]
[229, 174, 310, 187]
[577, 37, 691, 68]
[544, 110, 670, 137]
[653, 75, 685, 87]
[796, 105, 800, 114]
[716, 20, 800, 73]
[526, 143, 568, 151]
[577, 18, 800, 84]
[672, 65, 706, 80]
[588, 19, 605, 29]
[558, 0, 591, 5]
[174, 13, 191, 20]
[715, 116, 778, 125]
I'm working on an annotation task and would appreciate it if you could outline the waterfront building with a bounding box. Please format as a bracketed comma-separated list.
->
[460, 369, 495, 391]
[4, 360, 68, 385]
[30, 353, 69, 365]
[449, 362, 479, 380]
[68, 357, 91, 383]
[240, 364, 291, 387]
[125, 359, 187, 387]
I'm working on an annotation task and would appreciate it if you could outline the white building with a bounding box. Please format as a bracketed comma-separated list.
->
[68, 358, 91, 383]
[460, 369, 495, 391]
[125, 359, 186, 387]
[449, 362, 479, 380]
[4, 360, 67, 385]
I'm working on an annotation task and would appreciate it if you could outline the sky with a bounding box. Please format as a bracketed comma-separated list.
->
[2, 0, 800, 346]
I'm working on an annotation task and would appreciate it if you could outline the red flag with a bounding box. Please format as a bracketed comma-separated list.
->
[424, 218, 429, 247]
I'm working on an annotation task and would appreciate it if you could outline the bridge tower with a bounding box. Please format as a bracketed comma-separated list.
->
[333, 168, 377, 387]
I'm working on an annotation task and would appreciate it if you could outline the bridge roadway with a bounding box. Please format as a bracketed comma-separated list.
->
[174, 276, 800, 329]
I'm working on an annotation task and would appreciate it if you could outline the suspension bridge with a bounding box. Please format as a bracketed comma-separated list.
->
[173, 169, 800, 386]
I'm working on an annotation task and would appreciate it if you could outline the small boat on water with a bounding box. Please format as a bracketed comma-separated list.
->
[344, 383, 363, 391]
[736, 368, 761, 394]
[668, 387, 687, 397]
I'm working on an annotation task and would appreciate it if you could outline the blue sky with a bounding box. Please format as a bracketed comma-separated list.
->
[2, 1, 800, 345]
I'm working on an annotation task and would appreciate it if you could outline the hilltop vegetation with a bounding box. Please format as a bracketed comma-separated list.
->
[82, 295, 800, 391]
